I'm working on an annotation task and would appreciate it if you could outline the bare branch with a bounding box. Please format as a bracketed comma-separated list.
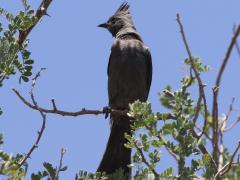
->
[233, 25, 240, 57]
[51, 99, 57, 111]
[212, 24, 240, 169]
[54, 148, 66, 180]
[223, 117, 240, 132]
[221, 98, 240, 132]
[17, 69, 47, 168]
[13, 88, 128, 117]
[215, 25, 240, 88]
[224, 98, 235, 126]
[18, 113, 46, 168]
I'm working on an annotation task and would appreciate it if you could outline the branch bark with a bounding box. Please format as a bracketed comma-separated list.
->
[212, 24, 240, 169]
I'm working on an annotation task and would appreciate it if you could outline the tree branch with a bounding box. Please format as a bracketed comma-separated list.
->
[17, 0, 53, 47]
[176, 13, 208, 140]
[214, 141, 240, 179]
[223, 117, 240, 132]
[176, 13, 217, 171]
[54, 148, 66, 180]
[233, 24, 240, 57]
[212, 24, 240, 169]
[12, 88, 128, 117]
[17, 69, 47, 168]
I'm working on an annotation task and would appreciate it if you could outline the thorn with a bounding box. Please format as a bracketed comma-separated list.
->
[40, 6, 50, 17]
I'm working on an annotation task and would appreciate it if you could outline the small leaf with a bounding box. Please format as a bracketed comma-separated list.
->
[25, 59, 34, 64]
[22, 50, 31, 59]
[21, 76, 29, 82]
[60, 166, 68, 171]
[25, 65, 32, 71]
[23, 71, 32, 76]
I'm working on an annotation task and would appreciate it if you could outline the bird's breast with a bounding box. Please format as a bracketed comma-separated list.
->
[108, 39, 149, 108]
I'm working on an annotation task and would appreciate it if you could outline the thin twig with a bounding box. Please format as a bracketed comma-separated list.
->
[224, 98, 235, 127]
[222, 98, 240, 132]
[54, 148, 66, 180]
[215, 25, 240, 91]
[13, 88, 128, 117]
[233, 24, 240, 57]
[212, 24, 240, 169]
[146, 125, 180, 162]
[195, 124, 212, 141]
[214, 141, 240, 179]
[18, 111, 46, 168]
[160, 137, 179, 162]
[176, 13, 208, 139]
[51, 99, 57, 111]
[223, 117, 240, 132]
[18, 69, 47, 168]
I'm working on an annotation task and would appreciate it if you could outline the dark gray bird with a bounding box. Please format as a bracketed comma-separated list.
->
[97, 2, 152, 176]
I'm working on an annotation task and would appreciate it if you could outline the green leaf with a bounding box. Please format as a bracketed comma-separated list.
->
[21, 76, 29, 82]
[60, 166, 68, 171]
[25, 59, 34, 64]
[159, 167, 174, 179]
[21, 0, 30, 11]
[23, 70, 32, 76]
[22, 50, 31, 59]
[25, 65, 32, 71]
[43, 162, 56, 179]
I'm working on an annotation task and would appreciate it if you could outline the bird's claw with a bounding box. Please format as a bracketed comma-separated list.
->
[103, 106, 111, 119]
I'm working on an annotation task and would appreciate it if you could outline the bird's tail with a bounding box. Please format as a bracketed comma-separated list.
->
[97, 114, 131, 176]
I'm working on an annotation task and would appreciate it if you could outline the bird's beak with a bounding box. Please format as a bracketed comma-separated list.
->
[98, 22, 108, 28]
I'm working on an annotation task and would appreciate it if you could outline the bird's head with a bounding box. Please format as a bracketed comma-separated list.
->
[98, 2, 136, 37]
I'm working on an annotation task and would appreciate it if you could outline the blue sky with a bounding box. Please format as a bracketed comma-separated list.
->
[0, 0, 240, 179]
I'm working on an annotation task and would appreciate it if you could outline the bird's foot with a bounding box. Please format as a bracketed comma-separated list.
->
[102, 106, 111, 119]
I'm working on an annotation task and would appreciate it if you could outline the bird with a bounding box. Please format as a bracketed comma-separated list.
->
[97, 2, 152, 177]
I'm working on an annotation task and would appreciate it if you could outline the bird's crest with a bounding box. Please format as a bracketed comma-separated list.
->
[114, 2, 130, 16]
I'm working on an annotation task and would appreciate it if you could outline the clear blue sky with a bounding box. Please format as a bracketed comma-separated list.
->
[0, 0, 240, 179]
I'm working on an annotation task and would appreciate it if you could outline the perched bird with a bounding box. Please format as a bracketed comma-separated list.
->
[97, 2, 152, 176]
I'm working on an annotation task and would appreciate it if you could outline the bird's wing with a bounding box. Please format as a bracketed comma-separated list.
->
[145, 47, 152, 97]
[107, 52, 112, 76]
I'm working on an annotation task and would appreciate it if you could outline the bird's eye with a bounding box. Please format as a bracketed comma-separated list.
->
[109, 17, 117, 25]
